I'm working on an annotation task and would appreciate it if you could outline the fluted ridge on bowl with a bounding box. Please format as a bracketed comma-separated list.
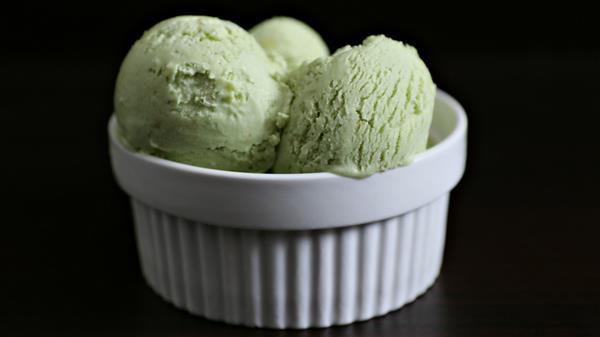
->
[131, 195, 449, 329]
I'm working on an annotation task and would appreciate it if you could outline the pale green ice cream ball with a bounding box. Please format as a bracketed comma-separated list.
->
[114, 16, 291, 172]
[274, 35, 436, 178]
[250, 17, 329, 71]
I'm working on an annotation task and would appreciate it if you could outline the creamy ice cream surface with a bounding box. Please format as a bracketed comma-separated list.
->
[274, 35, 436, 177]
[114, 16, 435, 177]
[250, 17, 329, 72]
[114, 16, 291, 172]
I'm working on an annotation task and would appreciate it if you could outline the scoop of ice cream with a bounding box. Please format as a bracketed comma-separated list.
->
[273, 35, 436, 177]
[250, 17, 329, 71]
[114, 16, 291, 172]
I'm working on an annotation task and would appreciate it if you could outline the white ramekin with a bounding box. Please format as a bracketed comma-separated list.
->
[109, 89, 467, 329]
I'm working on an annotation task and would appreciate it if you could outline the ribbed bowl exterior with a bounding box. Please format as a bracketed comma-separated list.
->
[130, 194, 449, 329]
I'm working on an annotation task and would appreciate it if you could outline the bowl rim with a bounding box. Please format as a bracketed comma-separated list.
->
[108, 89, 466, 182]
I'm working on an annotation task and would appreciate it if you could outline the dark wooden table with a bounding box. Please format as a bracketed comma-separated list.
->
[2, 2, 599, 336]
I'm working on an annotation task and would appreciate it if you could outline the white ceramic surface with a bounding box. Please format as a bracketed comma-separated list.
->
[132, 195, 448, 329]
[110, 90, 467, 230]
[109, 89, 467, 328]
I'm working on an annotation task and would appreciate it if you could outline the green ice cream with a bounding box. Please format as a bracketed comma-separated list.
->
[273, 35, 436, 177]
[250, 17, 329, 71]
[114, 16, 291, 172]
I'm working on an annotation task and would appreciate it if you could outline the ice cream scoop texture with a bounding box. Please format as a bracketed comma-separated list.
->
[115, 16, 435, 177]
[115, 16, 291, 172]
[274, 36, 436, 177]
[250, 16, 329, 71]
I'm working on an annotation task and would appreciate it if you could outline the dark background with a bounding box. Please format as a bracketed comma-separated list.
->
[2, 1, 599, 336]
